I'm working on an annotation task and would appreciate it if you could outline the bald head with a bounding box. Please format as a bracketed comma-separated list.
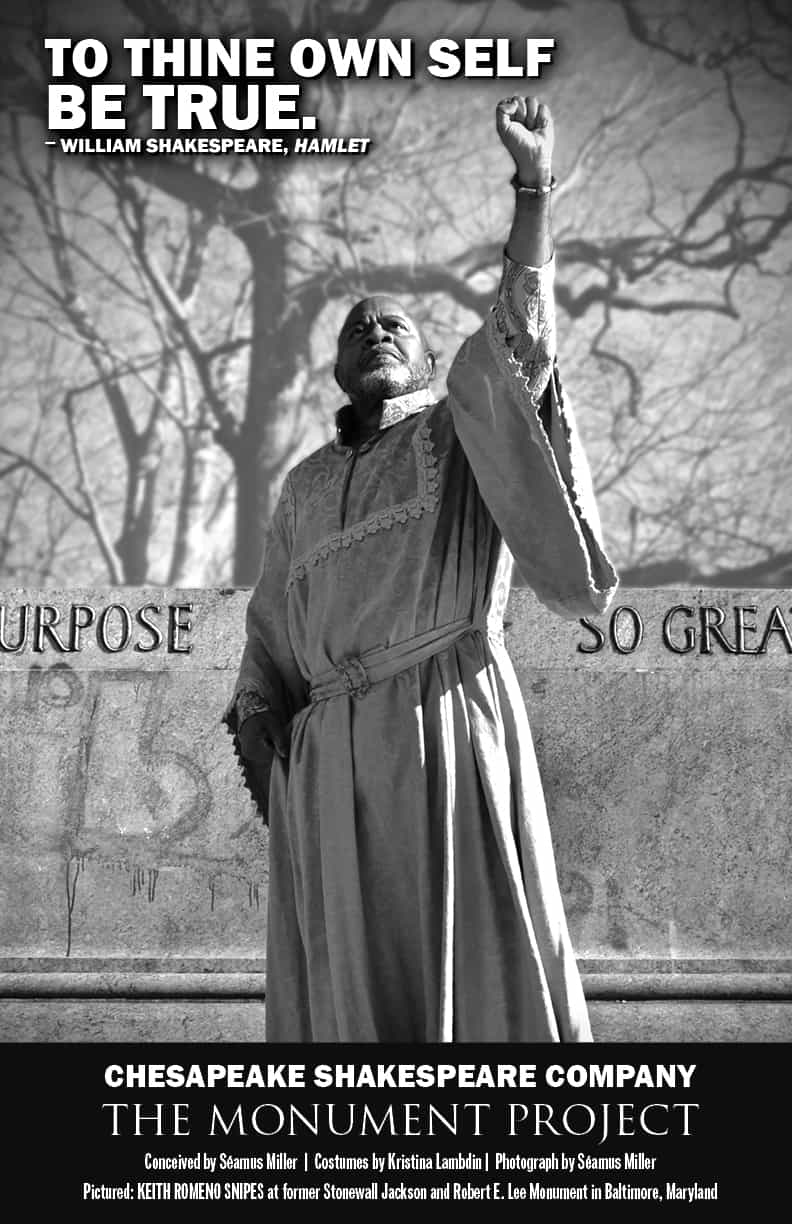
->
[335, 296, 435, 407]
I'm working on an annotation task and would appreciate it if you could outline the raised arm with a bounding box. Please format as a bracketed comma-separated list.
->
[448, 97, 618, 618]
[498, 94, 554, 268]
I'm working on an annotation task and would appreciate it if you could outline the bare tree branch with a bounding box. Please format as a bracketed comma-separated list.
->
[62, 393, 124, 582]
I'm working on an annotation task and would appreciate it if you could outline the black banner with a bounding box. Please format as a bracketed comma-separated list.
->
[4, 1043, 785, 1209]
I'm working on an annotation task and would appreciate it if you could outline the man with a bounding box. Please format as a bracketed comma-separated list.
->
[225, 96, 617, 1042]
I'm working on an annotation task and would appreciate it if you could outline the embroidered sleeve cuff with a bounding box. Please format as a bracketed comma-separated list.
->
[488, 253, 556, 403]
[234, 689, 272, 728]
[222, 687, 272, 735]
[221, 688, 274, 825]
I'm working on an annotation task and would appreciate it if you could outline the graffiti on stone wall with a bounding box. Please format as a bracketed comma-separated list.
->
[2, 660, 266, 956]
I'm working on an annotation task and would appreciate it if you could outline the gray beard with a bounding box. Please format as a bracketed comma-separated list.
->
[348, 359, 430, 406]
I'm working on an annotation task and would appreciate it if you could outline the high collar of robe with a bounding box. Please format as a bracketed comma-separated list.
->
[334, 389, 436, 448]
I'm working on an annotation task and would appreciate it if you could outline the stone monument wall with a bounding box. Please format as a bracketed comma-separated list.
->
[1, 588, 789, 1041]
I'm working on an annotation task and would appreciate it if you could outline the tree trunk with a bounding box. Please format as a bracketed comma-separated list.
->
[115, 423, 164, 583]
[232, 168, 323, 586]
[168, 417, 218, 586]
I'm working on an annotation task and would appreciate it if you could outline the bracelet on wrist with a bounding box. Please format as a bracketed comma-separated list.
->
[511, 173, 557, 196]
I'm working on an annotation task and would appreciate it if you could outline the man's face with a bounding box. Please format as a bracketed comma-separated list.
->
[335, 296, 435, 403]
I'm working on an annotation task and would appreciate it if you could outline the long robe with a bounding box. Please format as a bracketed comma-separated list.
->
[225, 255, 617, 1042]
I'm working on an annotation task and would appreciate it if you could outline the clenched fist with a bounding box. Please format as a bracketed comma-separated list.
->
[496, 95, 554, 189]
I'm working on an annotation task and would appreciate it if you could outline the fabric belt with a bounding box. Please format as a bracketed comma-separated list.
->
[309, 616, 487, 704]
